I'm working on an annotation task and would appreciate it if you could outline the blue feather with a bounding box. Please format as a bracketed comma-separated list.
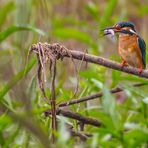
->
[138, 37, 146, 68]
[117, 22, 135, 31]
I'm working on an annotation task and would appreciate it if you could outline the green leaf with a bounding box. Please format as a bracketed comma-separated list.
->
[143, 97, 148, 104]
[124, 128, 148, 147]
[80, 66, 105, 80]
[100, 0, 117, 29]
[0, 113, 12, 131]
[120, 75, 148, 83]
[0, 58, 36, 101]
[111, 70, 122, 87]
[102, 86, 116, 114]
[0, 1, 15, 27]
[0, 25, 47, 42]
[85, 2, 99, 20]
[123, 84, 148, 98]
[102, 86, 121, 130]
[91, 78, 103, 89]
[0, 114, 12, 146]
[4, 126, 20, 148]
[58, 117, 70, 143]
[53, 27, 97, 48]
[88, 110, 115, 131]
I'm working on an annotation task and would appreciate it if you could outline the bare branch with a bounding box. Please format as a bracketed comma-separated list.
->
[44, 109, 102, 127]
[31, 43, 148, 79]
[70, 130, 92, 141]
[64, 50, 148, 78]
[59, 83, 147, 107]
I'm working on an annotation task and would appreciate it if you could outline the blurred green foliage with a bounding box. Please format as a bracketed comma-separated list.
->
[0, 0, 148, 147]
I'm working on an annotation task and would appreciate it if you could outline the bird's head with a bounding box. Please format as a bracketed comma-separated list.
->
[104, 21, 137, 36]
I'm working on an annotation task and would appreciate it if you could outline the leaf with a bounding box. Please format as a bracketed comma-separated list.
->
[4, 126, 20, 147]
[143, 97, 148, 104]
[123, 84, 148, 98]
[100, 0, 117, 29]
[102, 86, 116, 114]
[88, 110, 115, 131]
[0, 25, 47, 42]
[53, 16, 87, 28]
[80, 69, 98, 79]
[91, 133, 99, 148]
[111, 70, 122, 87]
[53, 27, 97, 48]
[0, 1, 15, 27]
[58, 117, 70, 143]
[0, 58, 36, 100]
[0, 114, 12, 146]
[0, 113, 12, 131]
[80, 66, 105, 80]
[120, 75, 147, 83]
[124, 128, 148, 147]
[85, 2, 99, 20]
[91, 78, 103, 89]
[102, 86, 121, 130]
[27, 75, 37, 102]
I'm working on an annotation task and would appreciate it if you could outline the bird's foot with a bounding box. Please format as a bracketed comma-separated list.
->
[138, 65, 143, 74]
[121, 60, 128, 68]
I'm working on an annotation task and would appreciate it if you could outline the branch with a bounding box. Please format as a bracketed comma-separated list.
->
[70, 130, 91, 141]
[65, 50, 148, 78]
[30, 43, 148, 78]
[59, 83, 147, 107]
[44, 109, 102, 127]
[50, 58, 57, 143]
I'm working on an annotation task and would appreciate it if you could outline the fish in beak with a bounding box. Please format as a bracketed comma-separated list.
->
[103, 26, 121, 36]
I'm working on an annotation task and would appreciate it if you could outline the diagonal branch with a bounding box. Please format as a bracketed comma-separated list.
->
[59, 83, 147, 107]
[64, 50, 148, 78]
[31, 43, 148, 79]
[44, 108, 102, 127]
[70, 130, 92, 141]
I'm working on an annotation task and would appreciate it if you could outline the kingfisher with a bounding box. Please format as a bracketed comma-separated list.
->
[103, 21, 146, 73]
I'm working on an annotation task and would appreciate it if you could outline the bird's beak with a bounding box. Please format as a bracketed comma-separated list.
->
[103, 26, 121, 36]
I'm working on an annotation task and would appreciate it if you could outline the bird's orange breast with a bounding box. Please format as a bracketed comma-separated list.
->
[118, 34, 144, 68]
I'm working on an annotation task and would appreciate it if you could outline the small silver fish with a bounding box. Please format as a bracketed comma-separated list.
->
[104, 29, 115, 37]
[104, 29, 116, 41]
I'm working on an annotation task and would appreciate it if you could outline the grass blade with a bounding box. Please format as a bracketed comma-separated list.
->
[0, 58, 36, 100]
[0, 25, 47, 42]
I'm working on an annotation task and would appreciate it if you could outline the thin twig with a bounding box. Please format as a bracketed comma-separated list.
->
[75, 49, 86, 97]
[70, 130, 91, 141]
[37, 57, 47, 100]
[59, 83, 147, 107]
[44, 109, 102, 127]
[50, 58, 57, 142]
[38, 43, 47, 82]
[78, 121, 85, 131]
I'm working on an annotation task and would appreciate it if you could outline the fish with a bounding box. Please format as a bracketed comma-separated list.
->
[104, 29, 115, 37]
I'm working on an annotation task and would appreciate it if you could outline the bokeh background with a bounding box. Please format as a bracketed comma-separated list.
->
[0, 0, 148, 147]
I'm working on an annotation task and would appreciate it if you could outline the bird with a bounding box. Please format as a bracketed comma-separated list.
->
[103, 21, 146, 73]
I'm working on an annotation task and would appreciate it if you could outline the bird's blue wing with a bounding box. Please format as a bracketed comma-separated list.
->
[138, 37, 146, 68]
